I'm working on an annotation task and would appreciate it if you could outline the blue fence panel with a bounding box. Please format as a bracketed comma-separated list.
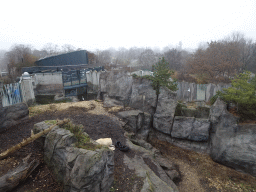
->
[1, 83, 22, 107]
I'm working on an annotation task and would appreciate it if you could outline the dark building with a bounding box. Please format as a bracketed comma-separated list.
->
[35, 50, 88, 66]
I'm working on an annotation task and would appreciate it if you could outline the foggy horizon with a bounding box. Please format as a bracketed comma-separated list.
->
[1, 0, 255, 53]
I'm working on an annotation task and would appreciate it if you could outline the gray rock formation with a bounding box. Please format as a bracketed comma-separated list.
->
[210, 105, 256, 177]
[149, 129, 210, 154]
[209, 98, 227, 133]
[181, 106, 210, 119]
[129, 78, 157, 115]
[103, 97, 123, 108]
[171, 117, 210, 142]
[33, 120, 59, 148]
[34, 121, 114, 192]
[125, 139, 179, 192]
[117, 110, 151, 140]
[0, 102, 29, 133]
[98, 71, 133, 101]
[153, 87, 177, 134]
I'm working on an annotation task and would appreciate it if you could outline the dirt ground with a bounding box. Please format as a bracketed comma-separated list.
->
[0, 100, 256, 192]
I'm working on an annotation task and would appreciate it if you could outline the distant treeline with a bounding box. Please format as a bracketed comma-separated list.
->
[1, 32, 256, 84]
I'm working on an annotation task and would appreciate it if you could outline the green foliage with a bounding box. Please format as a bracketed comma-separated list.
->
[219, 71, 256, 120]
[45, 120, 57, 125]
[61, 120, 102, 150]
[209, 93, 221, 105]
[250, 75, 256, 89]
[132, 73, 138, 78]
[151, 57, 178, 95]
[175, 102, 187, 116]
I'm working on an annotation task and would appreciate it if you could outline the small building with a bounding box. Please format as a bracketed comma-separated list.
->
[21, 50, 104, 98]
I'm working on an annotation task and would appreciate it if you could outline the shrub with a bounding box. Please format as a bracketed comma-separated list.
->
[61, 120, 102, 150]
[219, 71, 256, 120]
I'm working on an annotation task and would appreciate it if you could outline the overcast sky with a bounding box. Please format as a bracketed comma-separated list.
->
[0, 0, 255, 52]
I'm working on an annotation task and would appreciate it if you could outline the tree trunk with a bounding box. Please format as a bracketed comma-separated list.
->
[0, 154, 40, 192]
[0, 119, 70, 160]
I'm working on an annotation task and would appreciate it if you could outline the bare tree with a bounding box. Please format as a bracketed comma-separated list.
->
[139, 48, 156, 70]
[0, 50, 7, 71]
[95, 50, 112, 65]
[41, 43, 60, 56]
[61, 44, 76, 53]
[164, 48, 182, 71]
[186, 40, 242, 83]
[224, 32, 255, 72]
[4, 44, 38, 81]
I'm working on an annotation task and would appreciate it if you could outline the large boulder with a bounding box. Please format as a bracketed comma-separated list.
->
[153, 87, 177, 135]
[34, 121, 114, 192]
[129, 78, 157, 115]
[98, 71, 133, 101]
[209, 98, 227, 133]
[210, 101, 256, 177]
[171, 117, 210, 142]
[117, 110, 151, 140]
[125, 139, 179, 192]
[0, 102, 29, 133]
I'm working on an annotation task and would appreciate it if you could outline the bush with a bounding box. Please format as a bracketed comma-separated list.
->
[175, 102, 187, 116]
[61, 120, 102, 150]
[219, 71, 256, 120]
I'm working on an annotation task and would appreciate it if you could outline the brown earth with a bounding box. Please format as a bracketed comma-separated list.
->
[0, 100, 256, 192]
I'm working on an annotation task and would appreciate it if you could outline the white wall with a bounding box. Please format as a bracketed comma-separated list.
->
[86, 70, 102, 85]
[20, 78, 35, 103]
[35, 72, 62, 85]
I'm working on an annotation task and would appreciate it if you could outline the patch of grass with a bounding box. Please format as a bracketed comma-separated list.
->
[45, 120, 57, 125]
[227, 177, 256, 192]
[29, 107, 43, 117]
[60, 120, 102, 151]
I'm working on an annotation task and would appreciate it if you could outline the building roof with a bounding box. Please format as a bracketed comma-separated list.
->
[35, 50, 88, 66]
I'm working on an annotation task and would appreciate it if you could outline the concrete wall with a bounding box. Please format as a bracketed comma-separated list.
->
[33, 72, 63, 95]
[131, 70, 153, 76]
[86, 70, 102, 85]
[35, 72, 62, 85]
[176, 82, 231, 102]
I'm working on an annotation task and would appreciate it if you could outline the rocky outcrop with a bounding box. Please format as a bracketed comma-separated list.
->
[98, 71, 256, 178]
[153, 87, 177, 134]
[149, 129, 210, 154]
[103, 97, 123, 108]
[124, 138, 179, 192]
[129, 78, 157, 115]
[33, 121, 114, 192]
[210, 101, 256, 177]
[0, 102, 29, 133]
[181, 106, 210, 119]
[171, 117, 210, 142]
[209, 98, 227, 133]
[98, 71, 133, 101]
[117, 110, 151, 140]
